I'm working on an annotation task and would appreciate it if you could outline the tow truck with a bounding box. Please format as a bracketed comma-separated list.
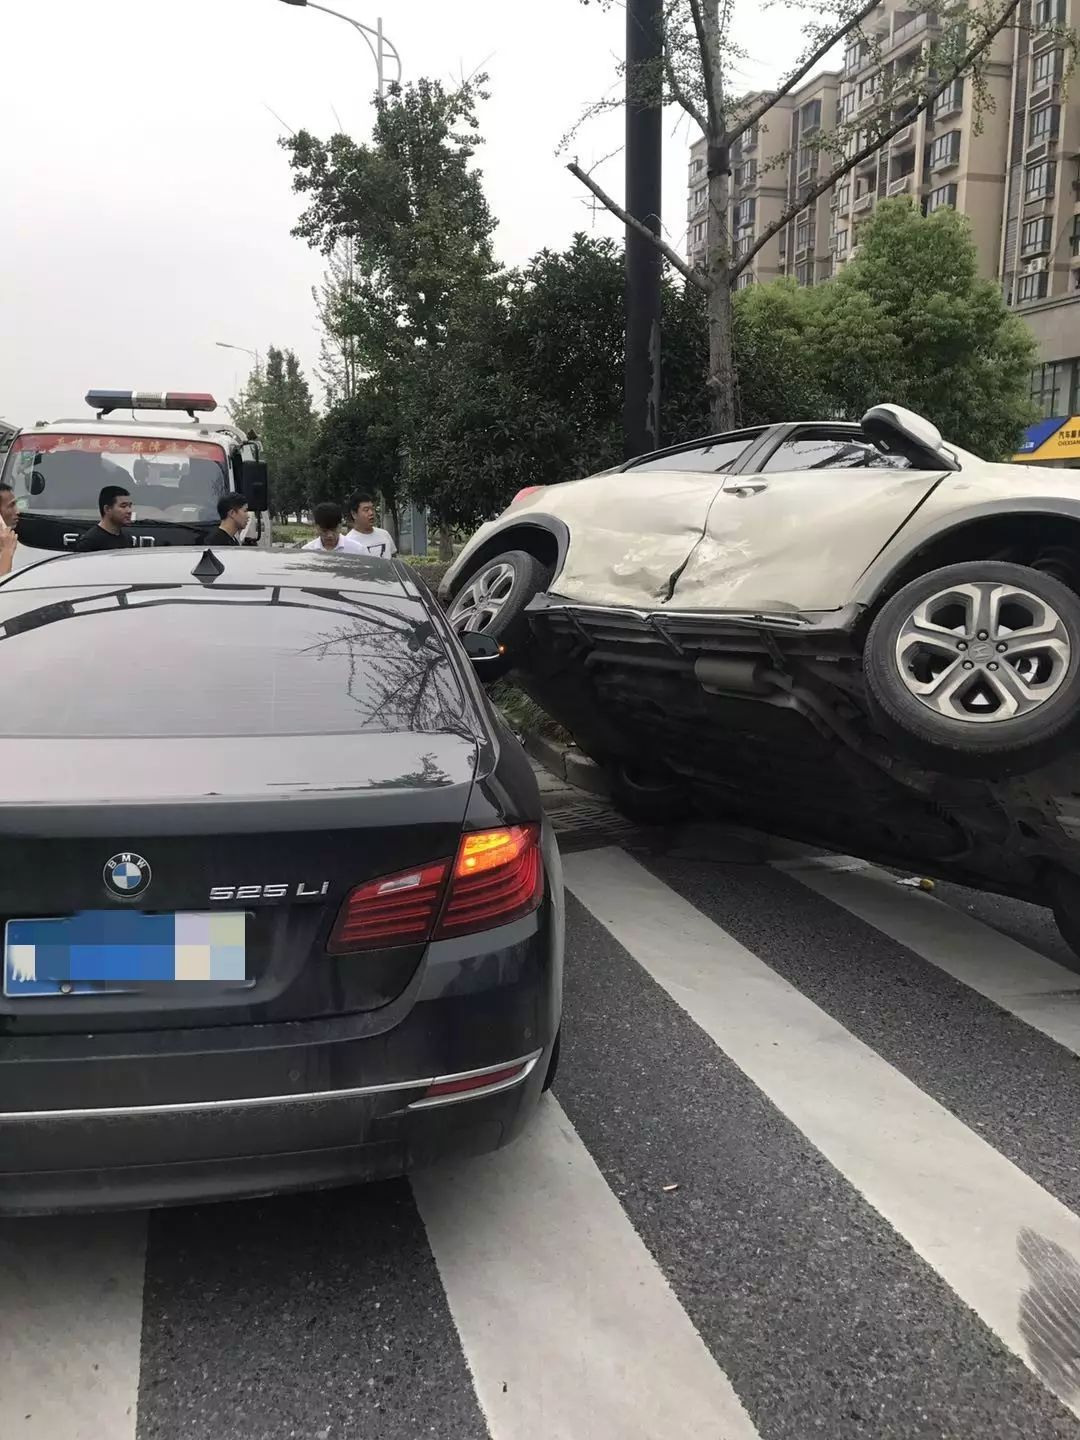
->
[0, 391, 270, 551]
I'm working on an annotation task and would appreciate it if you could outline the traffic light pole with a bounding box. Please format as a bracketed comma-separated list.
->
[624, 0, 663, 460]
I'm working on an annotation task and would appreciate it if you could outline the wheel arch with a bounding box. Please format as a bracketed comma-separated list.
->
[856, 502, 1080, 634]
[442, 516, 569, 601]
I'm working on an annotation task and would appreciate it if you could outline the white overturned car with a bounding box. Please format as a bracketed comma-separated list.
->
[441, 405, 1080, 966]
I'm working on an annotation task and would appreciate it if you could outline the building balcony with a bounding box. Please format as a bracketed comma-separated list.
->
[853, 192, 875, 213]
[891, 124, 915, 149]
[890, 11, 938, 52]
[887, 174, 916, 196]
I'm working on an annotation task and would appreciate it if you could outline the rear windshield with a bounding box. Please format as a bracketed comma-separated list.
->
[3, 434, 230, 525]
[0, 589, 469, 738]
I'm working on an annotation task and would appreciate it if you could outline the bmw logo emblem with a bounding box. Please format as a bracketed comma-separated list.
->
[104, 852, 152, 900]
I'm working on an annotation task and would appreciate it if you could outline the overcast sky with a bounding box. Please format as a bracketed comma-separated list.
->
[0, 0, 810, 424]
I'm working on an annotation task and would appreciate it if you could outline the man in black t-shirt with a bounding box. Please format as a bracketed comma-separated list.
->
[74, 487, 135, 552]
[203, 492, 250, 548]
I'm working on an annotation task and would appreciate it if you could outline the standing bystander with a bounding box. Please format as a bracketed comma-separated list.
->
[74, 487, 135, 552]
[0, 483, 19, 577]
[342, 493, 397, 558]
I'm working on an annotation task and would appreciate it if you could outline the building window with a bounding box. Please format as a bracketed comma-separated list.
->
[1017, 270, 1049, 303]
[692, 222, 705, 244]
[1032, 48, 1063, 88]
[1033, 0, 1066, 24]
[796, 219, 813, 250]
[930, 130, 962, 170]
[1021, 216, 1053, 254]
[1029, 360, 1078, 416]
[933, 79, 964, 118]
[734, 273, 754, 292]
[1029, 105, 1060, 143]
[840, 91, 857, 121]
[692, 186, 707, 212]
[691, 156, 705, 176]
[834, 228, 849, 257]
[798, 144, 817, 172]
[734, 233, 754, 258]
[734, 198, 756, 229]
[734, 160, 757, 187]
[1072, 214, 1080, 257]
[1025, 160, 1057, 198]
[834, 182, 851, 210]
[795, 261, 813, 287]
[743, 125, 759, 149]
[802, 99, 822, 131]
[926, 183, 958, 212]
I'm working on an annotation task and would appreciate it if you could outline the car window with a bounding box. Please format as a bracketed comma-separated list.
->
[761, 435, 914, 472]
[625, 434, 760, 474]
[0, 588, 470, 739]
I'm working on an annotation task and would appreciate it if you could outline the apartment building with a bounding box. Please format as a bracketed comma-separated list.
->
[688, 93, 795, 284]
[684, 0, 1080, 461]
[1001, 0, 1080, 455]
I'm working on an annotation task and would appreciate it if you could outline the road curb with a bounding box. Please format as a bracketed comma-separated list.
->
[522, 732, 610, 798]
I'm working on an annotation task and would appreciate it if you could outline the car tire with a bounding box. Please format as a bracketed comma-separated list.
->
[608, 762, 692, 824]
[447, 550, 551, 674]
[1049, 872, 1080, 976]
[542, 1029, 560, 1092]
[864, 561, 1080, 779]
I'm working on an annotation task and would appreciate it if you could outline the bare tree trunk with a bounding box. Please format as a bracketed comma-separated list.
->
[438, 524, 453, 562]
[699, 0, 736, 431]
[706, 164, 735, 431]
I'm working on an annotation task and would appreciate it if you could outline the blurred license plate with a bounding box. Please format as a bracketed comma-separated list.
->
[3, 911, 248, 997]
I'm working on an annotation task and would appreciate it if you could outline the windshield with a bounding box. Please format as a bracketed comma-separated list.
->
[2, 433, 230, 524]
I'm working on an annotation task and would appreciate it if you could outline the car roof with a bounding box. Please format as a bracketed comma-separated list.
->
[0, 546, 421, 598]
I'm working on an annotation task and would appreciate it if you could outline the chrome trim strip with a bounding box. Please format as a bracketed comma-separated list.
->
[0, 1051, 543, 1123]
[407, 1049, 543, 1111]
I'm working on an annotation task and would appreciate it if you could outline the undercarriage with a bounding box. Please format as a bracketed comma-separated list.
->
[519, 597, 1080, 907]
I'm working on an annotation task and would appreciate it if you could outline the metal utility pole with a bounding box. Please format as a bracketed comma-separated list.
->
[624, 0, 663, 460]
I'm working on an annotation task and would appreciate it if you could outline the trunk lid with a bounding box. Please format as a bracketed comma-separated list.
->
[0, 733, 479, 1035]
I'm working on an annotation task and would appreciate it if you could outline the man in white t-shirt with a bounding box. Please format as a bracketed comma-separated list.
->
[302, 502, 353, 553]
[341, 492, 397, 558]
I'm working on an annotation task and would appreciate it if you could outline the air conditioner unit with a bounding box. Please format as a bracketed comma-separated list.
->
[888, 176, 913, 195]
[1023, 255, 1049, 273]
[1027, 140, 1050, 161]
[892, 125, 914, 148]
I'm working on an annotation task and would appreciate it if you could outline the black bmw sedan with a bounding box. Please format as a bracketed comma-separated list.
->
[0, 547, 563, 1214]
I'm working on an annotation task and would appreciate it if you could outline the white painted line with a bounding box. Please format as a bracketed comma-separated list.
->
[564, 846, 1080, 1419]
[781, 858, 1080, 1058]
[413, 1095, 760, 1440]
[0, 1214, 146, 1440]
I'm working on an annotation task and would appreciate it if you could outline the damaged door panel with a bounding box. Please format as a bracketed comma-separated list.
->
[550, 468, 730, 610]
[671, 469, 948, 614]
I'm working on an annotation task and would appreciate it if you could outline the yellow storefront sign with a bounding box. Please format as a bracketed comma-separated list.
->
[1018, 417, 1080, 462]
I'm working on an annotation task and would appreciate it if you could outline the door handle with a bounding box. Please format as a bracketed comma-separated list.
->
[728, 480, 768, 497]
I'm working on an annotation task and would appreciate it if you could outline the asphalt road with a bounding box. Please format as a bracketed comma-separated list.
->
[5, 782, 1080, 1440]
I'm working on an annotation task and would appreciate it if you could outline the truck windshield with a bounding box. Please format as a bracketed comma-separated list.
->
[2, 433, 230, 524]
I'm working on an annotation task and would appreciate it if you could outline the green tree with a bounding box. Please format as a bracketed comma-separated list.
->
[732, 200, 1037, 457]
[309, 382, 403, 530]
[284, 75, 498, 550]
[230, 346, 318, 521]
[570, 0, 1074, 431]
[402, 234, 710, 529]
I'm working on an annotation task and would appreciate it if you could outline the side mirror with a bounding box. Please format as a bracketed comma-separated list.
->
[240, 458, 270, 513]
[460, 631, 504, 667]
[861, 404, 957, 469]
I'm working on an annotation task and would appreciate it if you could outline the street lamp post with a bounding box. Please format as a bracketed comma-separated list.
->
[276, 0, 402, 99]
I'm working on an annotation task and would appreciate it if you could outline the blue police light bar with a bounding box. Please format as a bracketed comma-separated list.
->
[86, 390, 217, 416]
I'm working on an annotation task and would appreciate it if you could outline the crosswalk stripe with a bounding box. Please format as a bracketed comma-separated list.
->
[0, 1214, 145, 1440]
[778, 856, 1080, 1057]
[564, 845, 1080, 1420]
[412, 1094, 761, 1440]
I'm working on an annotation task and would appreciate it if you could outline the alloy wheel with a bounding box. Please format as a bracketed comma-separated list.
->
[448, 562, 518, 635]
[894, 580, 1071, 724]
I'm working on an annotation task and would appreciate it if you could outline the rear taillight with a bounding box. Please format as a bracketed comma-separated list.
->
[436, 824, 543, 937]
[326, 826, 544, 954]
[509, 485, 543, 506]
[327, 861, 449, 954]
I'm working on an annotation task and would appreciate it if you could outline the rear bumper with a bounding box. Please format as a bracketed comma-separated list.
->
[0, 897, 562, 1215]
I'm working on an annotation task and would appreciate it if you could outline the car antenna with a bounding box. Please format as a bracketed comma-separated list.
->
[191, 549, 225, 584]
